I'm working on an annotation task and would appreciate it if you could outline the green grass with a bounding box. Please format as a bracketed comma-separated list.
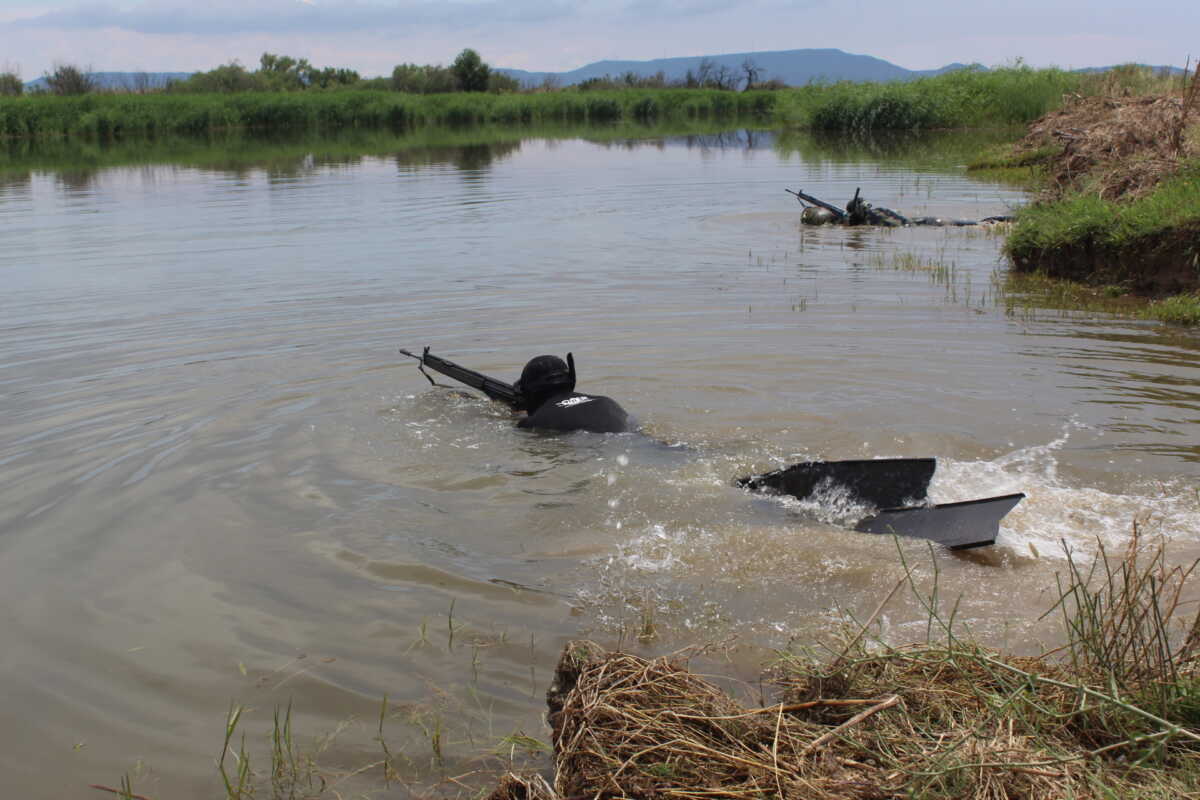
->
[1006, 163, 1200, 252]
[1002, 162, 1200, 310]
[1143, 292, 1200, 325]
[0, 88, 779, 140]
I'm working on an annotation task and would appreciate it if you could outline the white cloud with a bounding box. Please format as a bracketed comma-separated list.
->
[1, 0, 1194, 80]
[15, 0, 580, 34]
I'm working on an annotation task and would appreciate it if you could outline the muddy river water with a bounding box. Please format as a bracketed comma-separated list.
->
[1, 127, 1198, 797]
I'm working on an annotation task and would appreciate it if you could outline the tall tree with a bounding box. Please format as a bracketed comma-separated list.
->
[741, 58, 763, 91]
[451, 48, 491, 92]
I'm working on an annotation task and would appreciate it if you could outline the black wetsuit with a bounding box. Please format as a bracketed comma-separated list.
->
[517, 390, 629, 434]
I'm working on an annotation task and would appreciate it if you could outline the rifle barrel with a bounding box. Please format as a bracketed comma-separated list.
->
[401, 347, 522, 409]
[786, 188, 846, 219]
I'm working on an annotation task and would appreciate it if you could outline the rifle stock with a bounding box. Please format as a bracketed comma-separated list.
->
[400, 347, 522, 409]
[785, 188, 847, 221]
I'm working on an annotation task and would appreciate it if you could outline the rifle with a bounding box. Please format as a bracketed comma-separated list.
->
[785, 188, 847, 221]
[399, 347, 522, 409]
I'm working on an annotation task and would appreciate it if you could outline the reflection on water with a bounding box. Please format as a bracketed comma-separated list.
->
[0, 125, 1197, 798]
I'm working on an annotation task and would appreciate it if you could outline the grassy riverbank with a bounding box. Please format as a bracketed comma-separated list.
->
[0, 65, 1120, 141]
[981, 72, 1200, 318]
[1006, 165, 1200, 291]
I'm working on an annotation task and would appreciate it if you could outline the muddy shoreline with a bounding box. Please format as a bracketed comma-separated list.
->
[1009, 220, 1200, 295]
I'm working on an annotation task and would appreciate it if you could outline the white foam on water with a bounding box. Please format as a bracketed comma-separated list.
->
[610, 523, 687, 573]
[770, 478, 875, 527]
[930, 421, 1200, 560]
[601, 420, 1198, 583]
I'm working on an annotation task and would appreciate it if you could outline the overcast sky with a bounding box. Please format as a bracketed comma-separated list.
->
[0, 0, 1193, 81]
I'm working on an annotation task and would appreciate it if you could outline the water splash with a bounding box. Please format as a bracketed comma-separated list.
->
[928, 419, 1199, 559]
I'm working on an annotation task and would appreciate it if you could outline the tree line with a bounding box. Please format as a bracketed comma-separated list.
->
[1, 50, 526, 96]
[0, 51, 783, 97]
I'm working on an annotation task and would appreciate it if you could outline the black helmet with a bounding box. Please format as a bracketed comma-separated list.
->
[515, 353, 576, 408]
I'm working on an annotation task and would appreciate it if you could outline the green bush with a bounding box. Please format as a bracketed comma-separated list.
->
[584, 96, 621, 122]
[0, 72, 21, 97]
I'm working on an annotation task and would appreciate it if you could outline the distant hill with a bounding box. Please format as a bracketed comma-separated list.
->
[497, 49, 976, 88]
[23, 71, 194, 92]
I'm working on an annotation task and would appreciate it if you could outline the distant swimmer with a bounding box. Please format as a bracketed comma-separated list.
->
[399, 347, 629, 434]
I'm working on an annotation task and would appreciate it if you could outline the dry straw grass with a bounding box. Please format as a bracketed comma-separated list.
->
[1018, 61, 1200, 202]
[490, 533, 1200, 800]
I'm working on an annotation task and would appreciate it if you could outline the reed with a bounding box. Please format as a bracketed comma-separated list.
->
[0, 88, 778, 140]
[776, 63, 1182, 133]
[6, 64, 1179, 140]
[773, 65, 1087, 131]
[1043, 525, 1200, 721]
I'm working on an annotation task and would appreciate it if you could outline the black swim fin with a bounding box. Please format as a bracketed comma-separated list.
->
[736, 457, 936, 509]
[854, 493, 1026, 550]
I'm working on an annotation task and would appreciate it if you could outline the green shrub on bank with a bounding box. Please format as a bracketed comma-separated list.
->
[0, 71, 21, 97]
[0, 88, 779, 139]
